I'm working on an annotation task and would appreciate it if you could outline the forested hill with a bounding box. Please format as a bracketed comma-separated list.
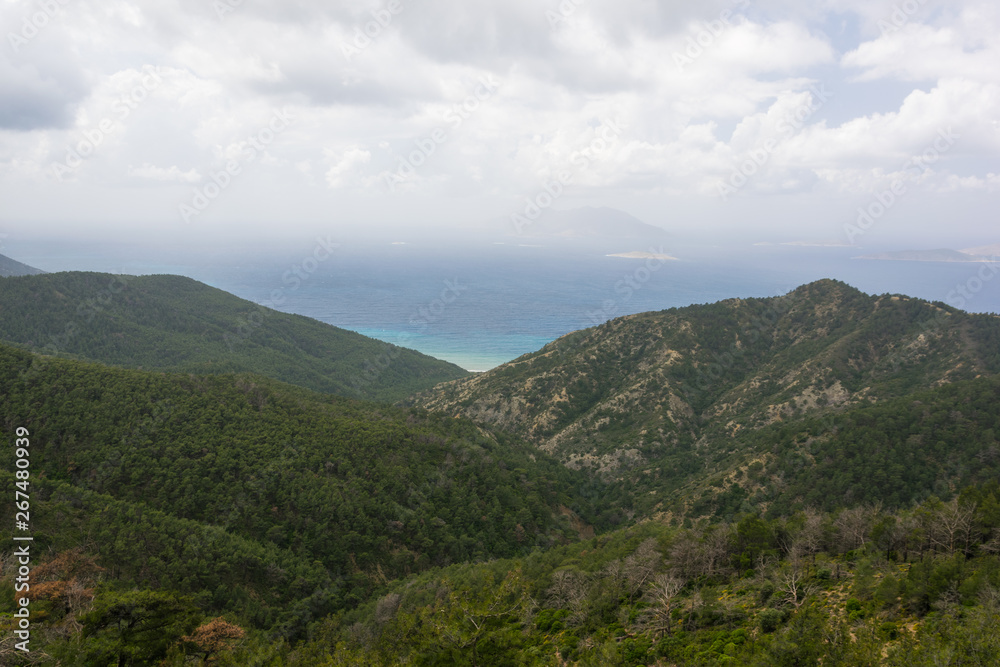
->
[0, 271, 467, 402]
[414, 279, 1000, 467]
[0, 341, 598, 647]
[0, 252, 44, 277]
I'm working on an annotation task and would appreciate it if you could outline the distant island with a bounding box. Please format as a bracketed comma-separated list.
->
[0, 252, 45, 277]
[780, 240, 854, 248]
[857, 247, 1000, 263]
[463, 206, 671, 248]
[606, 251, 677, 260]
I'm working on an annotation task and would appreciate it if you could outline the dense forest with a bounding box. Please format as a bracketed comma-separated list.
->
[415, 280, 1000, 515]
[2, 275, 1000, 664]
[5, 483, 998, 664]
[303, 483, 1000, 666]
[0, 341, 605, 658]
[0, 272, 467, 402]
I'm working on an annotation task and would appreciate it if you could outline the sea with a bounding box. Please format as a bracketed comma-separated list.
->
[9, 239, 1000, 371]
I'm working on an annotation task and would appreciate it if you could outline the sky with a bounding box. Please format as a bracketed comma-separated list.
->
[1, 0, 998, 249]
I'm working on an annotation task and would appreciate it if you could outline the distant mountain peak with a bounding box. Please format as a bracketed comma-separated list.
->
[787, 278, 863, 298]
[0, 253, 45, 277]
[518, 206, 669, 241]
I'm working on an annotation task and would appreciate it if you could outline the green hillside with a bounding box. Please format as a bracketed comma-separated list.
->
[412, 280, 1000, 509]
[0, 271, 468, 402]
[662, 375, 1000, 522]
[0, 342, 602, 646]
[3, 278, 1000, 664]
[291, 483, 1000, 666]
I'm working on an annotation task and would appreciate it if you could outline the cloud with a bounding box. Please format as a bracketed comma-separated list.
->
[0, 43, 89, 131]
[325, 146, 372, 188]
[0, 0, 996, 241]
[128, 163, 201, 183]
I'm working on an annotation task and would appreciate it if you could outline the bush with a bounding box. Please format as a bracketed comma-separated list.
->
[759, 608, 785, 633]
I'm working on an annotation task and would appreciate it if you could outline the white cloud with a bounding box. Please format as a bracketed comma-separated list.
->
[128, 163, 200, 183]
[0, 0, 996, 241]
[324, 146, 372, 188]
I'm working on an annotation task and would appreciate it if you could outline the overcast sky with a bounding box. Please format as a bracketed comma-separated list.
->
[1, 0, 997, 247]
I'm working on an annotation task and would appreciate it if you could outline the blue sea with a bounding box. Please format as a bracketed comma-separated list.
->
[9, 239, 1000, 371]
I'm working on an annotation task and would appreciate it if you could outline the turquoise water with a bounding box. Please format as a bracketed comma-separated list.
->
[10, 240, 1000, 371]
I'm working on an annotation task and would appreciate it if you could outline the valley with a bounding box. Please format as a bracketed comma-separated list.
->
[1, 271, 999, 665]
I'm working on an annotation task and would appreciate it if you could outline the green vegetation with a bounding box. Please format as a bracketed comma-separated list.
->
[0, 342, 603, 652]
[416, 280, 1000, 516]
[2, 277, 1000, 664]
[289, 484, 1000, 665]
[0, 271, 467, 402]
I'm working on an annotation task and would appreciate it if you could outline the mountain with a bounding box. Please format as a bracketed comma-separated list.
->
[454, 206, 671, 252]
[412, 280, 1000, 514]
[0, 271, 468, 402]
[0, 252, 45, 276]
[515, 206, 670, 242]
[3, 277, 1000, 664]
[858, 248, 999, 262]
[0, 341, 596, 641]
[961, 243, 1000, 257]
[304, 482, 1000, 666]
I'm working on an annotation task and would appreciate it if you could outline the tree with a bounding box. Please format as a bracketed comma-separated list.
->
[641, 573, 685, 638]
[182, 617, 246, 663]
[79, 589, 199, 667]
[928, 498, 976, 554]
[429, 569, 529, 666]
[775, 564, 813, 608]
[623, 538, 661, 599]
[546, 569, 588, 623]
[786, 509, 825, 564]
[835, 503, 879, 552]
[31, 548, 105, 635]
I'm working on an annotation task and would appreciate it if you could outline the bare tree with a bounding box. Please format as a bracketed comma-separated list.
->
[668, 530, 702, 580]
[374, 592, 401, 626]
[602, 559, 628, 594]
[669, 524, 735, 579]
[695, 524, 734, 578]
[546, 569, 588, 623]
[641, 574, 685, 638]
[929, 498, 977, 554]
[834, 503, 880, 552]
[623, 538, 661, 598]
[981, 529, 1000, 555]
[775, 564, 814, 608]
